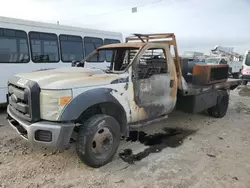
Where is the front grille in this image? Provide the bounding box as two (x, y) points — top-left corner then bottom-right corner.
(8, 84), (30, 119)
(8, 76), (41, 122)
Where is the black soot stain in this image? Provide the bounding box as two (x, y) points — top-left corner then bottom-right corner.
(119, 127), (195, 164)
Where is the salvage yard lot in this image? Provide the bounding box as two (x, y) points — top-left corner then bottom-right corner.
(0, 86), (250, 188)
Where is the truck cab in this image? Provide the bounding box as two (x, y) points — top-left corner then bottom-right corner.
(7, 33), (243, 168)
(241, 50), (250, 82)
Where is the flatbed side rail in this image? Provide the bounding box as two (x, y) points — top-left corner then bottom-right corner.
(180, 79), (244, 96)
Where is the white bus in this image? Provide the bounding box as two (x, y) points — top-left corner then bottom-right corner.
(0, 16), (123, 105)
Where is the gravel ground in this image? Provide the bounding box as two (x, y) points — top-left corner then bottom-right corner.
(0, 85), (250, 188)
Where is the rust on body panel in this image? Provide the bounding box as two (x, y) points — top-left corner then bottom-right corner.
(98, 42), (145, 49)
(136, 74), (176, 119)
(91, 74), (118, 80)
(169, 62), (178, 99)
(128, 80), (148, 122)
(126, 41), (178, 122)
(102, 33), (181, 124)
(192, 64), (229, 85)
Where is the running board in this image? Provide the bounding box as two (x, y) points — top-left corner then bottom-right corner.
(128, 115), (168, 130)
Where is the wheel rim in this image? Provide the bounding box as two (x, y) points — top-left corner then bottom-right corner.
(92, 127), (114, 159)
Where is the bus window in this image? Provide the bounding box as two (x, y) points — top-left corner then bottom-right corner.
(84, 37), (104, 62)
(104, 38), (120, 62)
(0, 28), (29, 63)
(59, 34), (84, 62)
(29, 31), (59, 63)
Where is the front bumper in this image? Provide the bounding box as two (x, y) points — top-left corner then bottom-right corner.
(7, 106), (75, 148)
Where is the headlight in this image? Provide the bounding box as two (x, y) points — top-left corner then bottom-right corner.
(40, 89), (72, 121)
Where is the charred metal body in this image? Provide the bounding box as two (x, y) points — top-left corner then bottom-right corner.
(6, 33), (244, 168)
(192, 64), (229, 85)
(176, 89), (219, 113)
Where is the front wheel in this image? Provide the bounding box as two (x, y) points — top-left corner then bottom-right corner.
(207, 90), (229, 118)
(76, 114), (121, 168)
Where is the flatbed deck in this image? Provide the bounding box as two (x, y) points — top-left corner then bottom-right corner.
(180, 78), (243, 96)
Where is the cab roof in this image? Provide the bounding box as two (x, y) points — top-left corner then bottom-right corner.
(98, 33), (178, 50)
(98, 42), (146, 49)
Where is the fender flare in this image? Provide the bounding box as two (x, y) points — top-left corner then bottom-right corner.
(59, 88), (126, 122)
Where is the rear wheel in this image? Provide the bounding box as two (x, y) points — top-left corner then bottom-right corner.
(76, 114), (120, 168)
(207, 90), (229, 118)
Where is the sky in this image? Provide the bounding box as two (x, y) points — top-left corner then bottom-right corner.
(0, 0), (249, 54)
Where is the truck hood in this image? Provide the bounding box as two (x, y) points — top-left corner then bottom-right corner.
(14, 67), (121, 89)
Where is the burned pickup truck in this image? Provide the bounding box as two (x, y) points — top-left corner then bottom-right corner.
(7, 33), (243, 168)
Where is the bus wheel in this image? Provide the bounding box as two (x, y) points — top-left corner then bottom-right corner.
(76, 114), (120, 168)
(207, 90), (229, 118)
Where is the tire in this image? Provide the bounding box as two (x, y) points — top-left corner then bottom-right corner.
(207, 90), (229, 118)
(76, 114), (121, 168)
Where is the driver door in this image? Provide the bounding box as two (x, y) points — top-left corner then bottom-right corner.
(133, 43), (177, 120)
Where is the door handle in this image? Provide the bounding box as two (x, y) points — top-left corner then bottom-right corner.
(170, 80), (174, 88)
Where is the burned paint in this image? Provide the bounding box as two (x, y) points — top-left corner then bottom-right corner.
(98, 42), (145, 49)
(192, 64), (229, 85)
(90, 74), (118, 81)
(92, 34), (183, 124)
(119, 127), (195, 164)
(134, 74), (176, 120)
(142, 104), (166, 119)
(169, 63), (178, 99)
(110, 77), (129, 84)
(126, 41), (178, 122)
(86, 34), (189, 124)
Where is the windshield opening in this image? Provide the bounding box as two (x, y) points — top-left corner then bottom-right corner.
(86, 47), (139, 72)
(245, 54), (250, 66)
